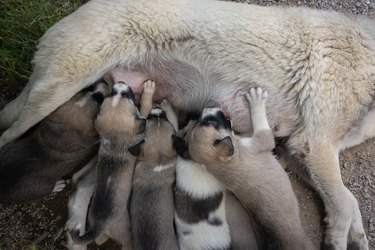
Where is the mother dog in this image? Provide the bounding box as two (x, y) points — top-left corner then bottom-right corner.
(0, 0), (374, 249)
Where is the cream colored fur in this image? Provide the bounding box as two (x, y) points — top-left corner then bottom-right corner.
(0, 1), (374, 248)
(188, 89), (315, 249)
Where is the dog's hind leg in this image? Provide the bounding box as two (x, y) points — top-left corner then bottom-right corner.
(0, 71), (102, 149)
(0, 63), (48, 132)
(290, 139), (368, 250)
(0, 79), (34, 132)
(66, 157), (97, 250)
(347, 197), (369, 250)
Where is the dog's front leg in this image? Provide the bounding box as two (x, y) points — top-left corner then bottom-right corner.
(66, 157), (97, 250)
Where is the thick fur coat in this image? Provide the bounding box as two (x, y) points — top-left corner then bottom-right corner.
(0, 0), (374, 249)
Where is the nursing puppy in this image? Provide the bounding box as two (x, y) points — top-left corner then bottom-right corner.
(71, 83), (148, 249)
(0, 82), (107, 202)
(129, 101), (179, 250)
(1, 0), (374, 248)
(174, 120), (259, 250)
(174, 120), (232, 250)
(188, 88), (314, 250)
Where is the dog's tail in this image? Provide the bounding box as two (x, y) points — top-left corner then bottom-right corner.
(70, 226), (101, 244)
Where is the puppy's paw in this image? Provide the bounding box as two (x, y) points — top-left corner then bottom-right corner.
(52, 180), (66, 193)
(143, 80), (156, 96)
(245, 87), (267, 107)
(65, 218), (82, 232)
(159, 99), (173, 112)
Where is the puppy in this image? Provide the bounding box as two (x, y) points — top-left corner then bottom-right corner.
(174, 119), (259, 250)
(0, 82), (107, 202)
(173, 120), (232, 250)
(188, 88), (314, 250)
(70, 83), (148, 249)
(1, 1), (374, 247)
(129, 101), (179, 250)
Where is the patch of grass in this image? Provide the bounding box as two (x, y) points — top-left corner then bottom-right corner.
(0, 0), (85, 103)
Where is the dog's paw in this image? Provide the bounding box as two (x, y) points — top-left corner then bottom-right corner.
(143, 80), (156, 95)
(52, 180), (66, 193)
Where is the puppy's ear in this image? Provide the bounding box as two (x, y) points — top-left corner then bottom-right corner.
(173, 135), (190, 159)
(128, 139), (145, 156)
(213, 136), (234, 162)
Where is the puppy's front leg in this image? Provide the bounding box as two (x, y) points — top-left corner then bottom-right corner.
(244, 87), (275, 152)
(139, 80), (155, 118)
(160, 99), (178, 131)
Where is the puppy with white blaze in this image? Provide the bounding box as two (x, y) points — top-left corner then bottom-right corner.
(129, 101), (179, 250)
(0, 0), (374, 248)
(174, 120), (259, 250)
(70, 83), (148, 249)
(188, 88), (315, 250)
(173, 120), (232, 250)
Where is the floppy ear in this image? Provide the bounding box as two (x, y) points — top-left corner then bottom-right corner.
(173, 135), (190, 159)
(213, 136), (234, 162)
(128, 139), (145, 156)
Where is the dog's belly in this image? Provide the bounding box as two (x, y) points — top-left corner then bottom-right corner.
(109, 68), (298, 136)
(109, 69), (148, 103)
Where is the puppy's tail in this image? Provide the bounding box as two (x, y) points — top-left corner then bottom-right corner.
(70, 226), (101, 245)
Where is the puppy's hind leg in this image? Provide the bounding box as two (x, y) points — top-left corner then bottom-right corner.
(160, 99), (178, 131)
(52, 180), (67, 193)
(66, 157), (97, 250)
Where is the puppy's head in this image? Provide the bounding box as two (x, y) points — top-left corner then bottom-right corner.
(128, 107), (177, 164)
(187, 107), (234, 164)
(95, 83), (146, 139)
(47, 81), (108, 135)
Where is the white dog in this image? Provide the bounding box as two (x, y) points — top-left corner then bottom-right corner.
(0, 0), (374, 249)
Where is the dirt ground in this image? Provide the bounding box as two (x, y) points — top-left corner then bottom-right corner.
(0, 0), (374, 249)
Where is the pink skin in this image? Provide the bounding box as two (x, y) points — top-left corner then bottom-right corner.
(110, 69), (150, 103)
(109, 69), (282, 134)
(109, 69), (168, 104)
(109, 69), (250, 131)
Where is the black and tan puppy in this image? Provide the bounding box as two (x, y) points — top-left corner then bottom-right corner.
(70, 83), (150, 249)
(188, 88), (314, 250)
(129, 100), (179, 250)
(0, 82), (107, 202)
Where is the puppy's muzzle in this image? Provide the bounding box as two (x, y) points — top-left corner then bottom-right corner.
(91, 82), (108, 104)
(199, 108), (232, 130)
(111, 82), (135, 103)
(147, 108), (167, 120)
